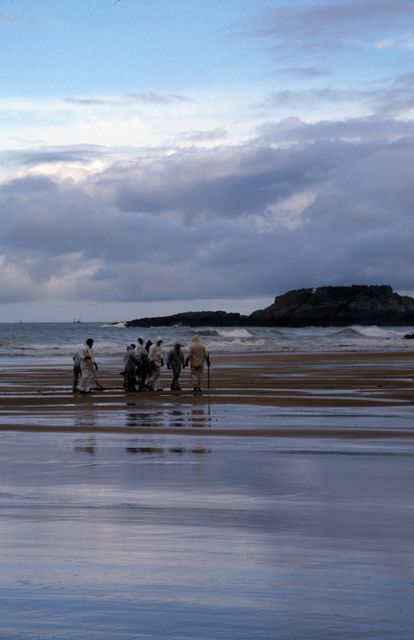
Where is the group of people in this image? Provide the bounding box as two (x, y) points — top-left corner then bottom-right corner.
(73, 335), (210, 394)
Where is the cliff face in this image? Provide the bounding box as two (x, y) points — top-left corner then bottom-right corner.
(249, 285), (414, 326)
(124, 285), (414, 327)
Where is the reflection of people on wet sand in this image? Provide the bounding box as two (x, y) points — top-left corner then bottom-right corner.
(185, 335), (210, 393)
(77, 338), (103, 393)
(167, 342), (185, 390)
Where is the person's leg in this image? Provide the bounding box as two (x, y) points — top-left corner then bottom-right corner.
(196, 366), (203, 391)
(191, 366), (203, 391)
(72, 366), (80, 392)
(171, 367), (181, 390)
(191, 366), (198, 390)
(148, 364), (161, 390)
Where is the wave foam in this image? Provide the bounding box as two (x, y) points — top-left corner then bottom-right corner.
(104, 322), (126, 328)
(216, 328), (253, 339)
(335, 325), (400, 339)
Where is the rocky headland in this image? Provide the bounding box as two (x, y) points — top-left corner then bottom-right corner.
(124, 285), (414, 327)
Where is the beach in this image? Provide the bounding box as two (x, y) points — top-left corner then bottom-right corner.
(0, 349), (414, 638)
(1, 350), (414, 435)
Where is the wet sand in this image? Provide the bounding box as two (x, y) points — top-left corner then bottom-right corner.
(1, 351), (414, 437)
(0, 352), (414, 638)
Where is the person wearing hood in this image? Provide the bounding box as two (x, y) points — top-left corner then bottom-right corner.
(147, 337), (164, 391)
(167, 342), (185, 391)
(135, 337), (145, 359)
(123, 344), (139, 392)
(185, 335), (210, 392)
(135, 336), (150, 390)
(77, 338), (102, 393)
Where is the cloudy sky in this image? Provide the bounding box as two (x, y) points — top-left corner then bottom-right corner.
(1, 0), (414, 321)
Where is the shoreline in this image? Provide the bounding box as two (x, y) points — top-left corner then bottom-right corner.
(0, 350), (413, 437)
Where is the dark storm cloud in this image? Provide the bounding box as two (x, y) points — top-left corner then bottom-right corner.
(1, 112), (414, 303)
(94, 145), (323, 219)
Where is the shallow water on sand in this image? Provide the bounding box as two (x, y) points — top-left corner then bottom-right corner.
(2, 399), (414, 435)
(0, 431), (413, 639)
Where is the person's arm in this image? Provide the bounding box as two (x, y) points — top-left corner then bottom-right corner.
(185, 346), (191, 367)
(91, 349), (98, 370)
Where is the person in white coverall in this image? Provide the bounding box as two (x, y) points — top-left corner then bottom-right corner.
(185, 335), (210, 392)
(135, 337), (150, 390)
(147, 337), (164, 390)
(123, 344), (139, 392)
(77, 338), (101, 393)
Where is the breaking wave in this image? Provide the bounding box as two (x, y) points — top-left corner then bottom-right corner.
(334, 326), (403, 339)
(103, 322), (126, 328)
(217, 328), (253, 339)
(195, 328), (253, 339)
(197, 328), (220, 337)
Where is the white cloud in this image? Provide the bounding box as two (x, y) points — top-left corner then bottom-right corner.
(259, 191), (317, 231)
(0, 87), (260, 158)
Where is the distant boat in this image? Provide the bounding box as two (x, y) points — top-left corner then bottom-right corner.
(73, 318), (82, 324)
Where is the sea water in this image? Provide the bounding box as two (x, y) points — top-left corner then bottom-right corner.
(0, 431), (413, 639)
(0, 322), (412, 365)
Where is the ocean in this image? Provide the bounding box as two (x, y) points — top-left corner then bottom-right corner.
(0, 321), (412, 365)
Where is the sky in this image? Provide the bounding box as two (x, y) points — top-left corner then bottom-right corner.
(1, 0), (414, 321)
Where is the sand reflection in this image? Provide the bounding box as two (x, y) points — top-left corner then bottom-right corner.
(74, 435), (97, 455)
(125, 441), (211, 457)
(125, 403), (212, 430)
(0, 430), (413, 639)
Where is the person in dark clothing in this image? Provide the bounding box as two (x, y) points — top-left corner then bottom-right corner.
(167, 342), (185, 390)
(72, 350), (82, 392)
